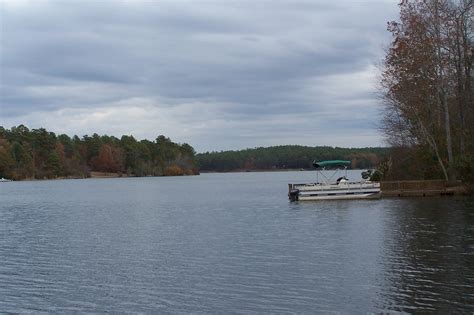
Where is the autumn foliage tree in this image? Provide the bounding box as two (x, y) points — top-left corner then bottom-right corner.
(91, 144), (124, 173)
(381, 0), (473, 181)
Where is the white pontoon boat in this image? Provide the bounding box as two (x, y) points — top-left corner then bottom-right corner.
(288, 160), (381, 201)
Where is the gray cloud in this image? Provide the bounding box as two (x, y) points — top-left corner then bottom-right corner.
(1, 0), (398, 151)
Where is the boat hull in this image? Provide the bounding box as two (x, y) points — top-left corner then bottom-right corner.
(297, 191), (381, 201)
(288, 182), (381, 201)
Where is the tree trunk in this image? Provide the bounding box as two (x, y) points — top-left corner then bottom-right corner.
(442, 90), (455, 179)
(455, 16), (466, 156)
(417, 112), (449, 181)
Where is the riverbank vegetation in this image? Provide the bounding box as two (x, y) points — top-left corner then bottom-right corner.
(0, 125), (199, 180)
(381, 0), (473, 183)
(197, 146), (390, 172)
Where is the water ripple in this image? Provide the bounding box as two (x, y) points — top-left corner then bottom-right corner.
(1, 173), (473, 313)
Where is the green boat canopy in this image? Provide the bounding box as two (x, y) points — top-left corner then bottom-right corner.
(312, 160), (351, 168)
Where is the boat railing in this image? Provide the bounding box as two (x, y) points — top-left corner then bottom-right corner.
(290, 181), (379, 191)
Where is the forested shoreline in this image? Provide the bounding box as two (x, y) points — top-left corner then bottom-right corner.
(381, 0), (473, 183)
(197, 146), (390, 172)
(0, 125), (199, 180)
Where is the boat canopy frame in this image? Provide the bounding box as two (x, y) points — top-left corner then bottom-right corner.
(312, 160), (351, 184)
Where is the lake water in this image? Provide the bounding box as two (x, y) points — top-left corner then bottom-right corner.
(1, 171), (473, 313)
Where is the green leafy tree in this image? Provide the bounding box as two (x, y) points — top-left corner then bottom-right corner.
(45, 151), (61, 177)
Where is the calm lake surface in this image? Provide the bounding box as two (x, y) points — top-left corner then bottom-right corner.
(1, 171), (473, 313)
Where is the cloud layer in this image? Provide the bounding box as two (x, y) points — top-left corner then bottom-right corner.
(1, 0), (398, 151)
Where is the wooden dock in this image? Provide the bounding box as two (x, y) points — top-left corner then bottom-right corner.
(381, 180), (467, 197)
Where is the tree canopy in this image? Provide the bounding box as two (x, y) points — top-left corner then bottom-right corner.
(381, 0), (473, 182)
(197, 145), (389, 172)
(0, 125), (199, 180)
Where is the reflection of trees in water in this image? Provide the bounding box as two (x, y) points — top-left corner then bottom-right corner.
(378, 198), (474, 313)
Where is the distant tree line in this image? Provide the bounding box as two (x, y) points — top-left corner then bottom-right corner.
(381, 0), (473, 183)
(0, 125), (199, 180)
(197, 145), (390, 171)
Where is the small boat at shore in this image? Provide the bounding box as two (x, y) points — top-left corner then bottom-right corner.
(288, 160), (381, 201)
(0, 177), (12, 182)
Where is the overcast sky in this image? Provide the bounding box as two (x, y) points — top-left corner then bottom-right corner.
(1, 0), (399, 152)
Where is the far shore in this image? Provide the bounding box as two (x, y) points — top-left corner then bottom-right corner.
(4, 171), (473, 195)
(199, 168), (315, 173)
(4, 171), (199, 182)
(90, 171), (130, 178)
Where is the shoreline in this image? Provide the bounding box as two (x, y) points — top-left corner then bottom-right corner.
(3, 172), (473, 195)
(4, 171), (199, 182)
(199, 168), (314, 173)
